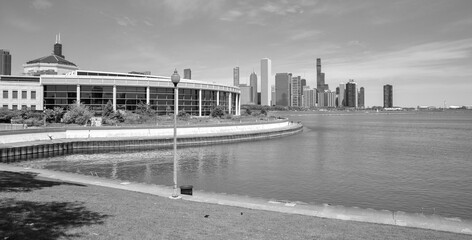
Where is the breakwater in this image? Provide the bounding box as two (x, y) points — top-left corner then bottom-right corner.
(0, 120), (303, 162)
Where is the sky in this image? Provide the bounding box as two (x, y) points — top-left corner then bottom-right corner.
(1, 0), (472, 107)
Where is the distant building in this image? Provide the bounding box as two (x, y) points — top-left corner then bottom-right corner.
(271, 85), (275, 106)
(23, 34), (78, 76)
(291, 76), (301, 107)
(0, 50), (11, 75)
(345, 80), (357, 108)
(233, 67), (239, 86)
(239, 84), (253, 105)
(384, 84), (393, 108)
(316, 58), (329, 93)
(302, 86), (316, 108)
(338, 83), (345, 107)
(275, 73), (291, 106)
(249, 71), (257, 104)
(300, 78), (306, 98)
(260, 58), (271, 105)
(358, 87), (365, 109)
(184, 68), (191, 79)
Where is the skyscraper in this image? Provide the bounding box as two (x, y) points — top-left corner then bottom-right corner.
(184, 68), (191, 79)
(275, 73), (291, 106)
(291, 76), (301, 107)
(249, 71), (257, 104)
(260, 58), (271, 106)
(316, 58), (329, 92)
(338, 83), (345, 107)
(358, 87), (365, 109)
(384, 84), (393, 108)
(233, 67), (239, 86)
(345, 80), (357, 108)
(239, 84), (252, 104)
(300, 78), (306, 98)
(0, 49), (12, 75)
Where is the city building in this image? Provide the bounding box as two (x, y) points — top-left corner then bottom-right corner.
(345, 80), (357, 108)
(249, 71), (257, 104)
(271, 85), (275, 106)
(0, 38), (241, 116)
(239, 84), (252, 105)
(338, 83), (345, 107)
(275, 73), (291, 106)
(0, 49), (12, 75)
(302, 86), (316, 108)
(358, 87), (365, 109)
(384, 84), (393, 108)
(291, 76), (301, 107)
(300, 78), (306, 99)
(260, 58), (271, 106)
(316, 58), (329, 93)
(233, 67), (239, 86)
(326, 91), (336, 107)
(23, 35), (79, 76)
(184, 68), (191, 79)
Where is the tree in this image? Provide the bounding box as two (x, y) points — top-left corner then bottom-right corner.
(210, 106), (225, 118)
(63, 103), (94, 125)
(102, 100), (114, 117)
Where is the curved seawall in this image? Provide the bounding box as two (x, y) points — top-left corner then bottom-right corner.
(0, 120), (303, 162)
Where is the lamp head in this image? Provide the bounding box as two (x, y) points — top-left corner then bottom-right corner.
(171, 69), (180, 87)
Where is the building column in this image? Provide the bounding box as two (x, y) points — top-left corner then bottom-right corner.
(113, 85), (117, 111)
(216, 91), (219, 106)
(146, 87), (150, 105)
(228, 92), (232, 114)
(198, 89), (202, 117)
(237, 94), (240, 116)
(76, 85), (80, 105)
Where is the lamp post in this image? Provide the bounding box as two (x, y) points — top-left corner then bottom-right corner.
(170, 69), (181, 199)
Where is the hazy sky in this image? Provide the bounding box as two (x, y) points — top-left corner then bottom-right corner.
(1, 0), (471, 107)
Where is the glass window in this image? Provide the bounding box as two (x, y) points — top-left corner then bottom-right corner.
(2, 90), (7, 98)
(12, 91), (18, 99)
(22, 91), (27, 99)
(31, 105), (36, 111)
(2, 105), (8, 109)
(12, 105), (17, 110)
(21, 105), (27, 110)
(31, 91), (36, 99)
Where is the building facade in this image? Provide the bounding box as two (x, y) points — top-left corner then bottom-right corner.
(1, 70), (241, 116)
(260, 58), (271, 106)
(384, 84), (393, 108)
(0, 50), (11, 75)
(239, 84), (252, 105)
(275, 73), (291, 106)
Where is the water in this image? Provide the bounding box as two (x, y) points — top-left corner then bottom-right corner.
(17, 111), (472, 219)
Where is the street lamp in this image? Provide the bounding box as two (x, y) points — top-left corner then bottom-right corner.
(170, 69), (181, 199)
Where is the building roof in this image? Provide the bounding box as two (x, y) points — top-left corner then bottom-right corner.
(26, 54), (77, 67)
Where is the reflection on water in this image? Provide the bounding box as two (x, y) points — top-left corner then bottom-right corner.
(16, 111), (472, 220)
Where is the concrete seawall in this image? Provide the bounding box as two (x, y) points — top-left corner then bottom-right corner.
(0, 120), (303, 162)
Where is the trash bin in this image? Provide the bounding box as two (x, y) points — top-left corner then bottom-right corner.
(180, 185), (193, 196)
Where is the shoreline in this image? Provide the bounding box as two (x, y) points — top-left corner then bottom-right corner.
(1, 164), (471, 236)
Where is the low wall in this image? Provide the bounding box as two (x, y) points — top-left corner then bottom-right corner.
(0, 120), (303, 162)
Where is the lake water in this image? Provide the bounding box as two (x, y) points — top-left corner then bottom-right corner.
(17, 111), (472, 219)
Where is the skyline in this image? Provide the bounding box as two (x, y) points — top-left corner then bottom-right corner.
(1, 0), (472, 107)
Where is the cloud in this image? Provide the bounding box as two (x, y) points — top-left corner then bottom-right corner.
(32, 0), (52, 10)
(3, 15), (41, 32)
(289, 30), (322, 41)
(158, 0), (224, 24)
(115, 16), (137, 27)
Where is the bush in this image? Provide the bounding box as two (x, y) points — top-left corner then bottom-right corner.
(102, 100), (114, 117)
(260, 108), (267, 116)
(63, 103), (94, 125)
(0, 109), (20, 123)
(210, 106), (225, 118)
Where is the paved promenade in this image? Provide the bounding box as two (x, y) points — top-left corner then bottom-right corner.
(1, 163), (471, 236)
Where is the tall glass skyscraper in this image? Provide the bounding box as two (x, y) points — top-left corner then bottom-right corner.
(275, 73), (291, 106)
(316, 58), (328, 93)
(233, 67), (239, 86)
(345, 80), (357, 108)
(0, 49), (12, 75)
(249, 71), (257, 104)
(384, 84), (393, 108)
